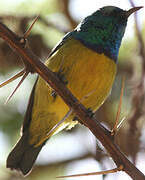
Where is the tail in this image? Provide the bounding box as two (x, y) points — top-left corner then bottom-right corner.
(7, 133), (45, 176)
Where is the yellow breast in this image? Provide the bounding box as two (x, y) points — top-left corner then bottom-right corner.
(29, 38), (117, 146)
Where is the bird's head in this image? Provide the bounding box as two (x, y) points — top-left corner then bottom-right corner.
(73, 6), (143, 62)
(94, 6), (142, 33)
(98, 6), (142, 19)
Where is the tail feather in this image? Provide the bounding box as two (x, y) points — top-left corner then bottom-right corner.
(7, 133), (45, 176)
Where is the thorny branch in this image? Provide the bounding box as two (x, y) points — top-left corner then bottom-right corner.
(0, 21), (145, 180)
(127, 0), (145, 163)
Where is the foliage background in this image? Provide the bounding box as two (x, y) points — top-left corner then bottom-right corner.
(0, 0), (145, 179)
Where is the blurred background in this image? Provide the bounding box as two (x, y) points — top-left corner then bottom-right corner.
(0, 0), (145, 179)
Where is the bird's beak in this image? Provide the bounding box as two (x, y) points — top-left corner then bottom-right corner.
(126, 6), (143, 17)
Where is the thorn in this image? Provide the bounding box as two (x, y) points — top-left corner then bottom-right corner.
(23, 15), (39, 39)
(117, 116), (126, 130)
(0, 69), (25, 88)
(111, 76), (125, 136)
(47, 109), (73, 137)
(56, 165), (124, 178)
(5, 71), (29, 104)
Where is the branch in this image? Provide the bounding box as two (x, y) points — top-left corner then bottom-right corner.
(127, 0), (145, 163)
(0, 22), (144, 180)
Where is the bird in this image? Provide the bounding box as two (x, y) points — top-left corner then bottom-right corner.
(7, 6), (142, 176)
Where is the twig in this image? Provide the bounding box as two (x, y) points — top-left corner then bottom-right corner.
(127, 0), (145, 163)
(0, 22), (145, 180)
(23, 16), (39, 39)
(56, 165), (123, 178)
(5, 70), (29, 104)
(0, 69), (25, 88)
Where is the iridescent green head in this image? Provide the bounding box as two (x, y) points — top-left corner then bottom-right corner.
(72, 6), (142, 63)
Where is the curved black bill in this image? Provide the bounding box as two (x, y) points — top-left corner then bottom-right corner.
(126, 6), (143, 17)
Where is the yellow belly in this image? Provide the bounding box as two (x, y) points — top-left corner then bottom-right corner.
(29, 38), (116, 146)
